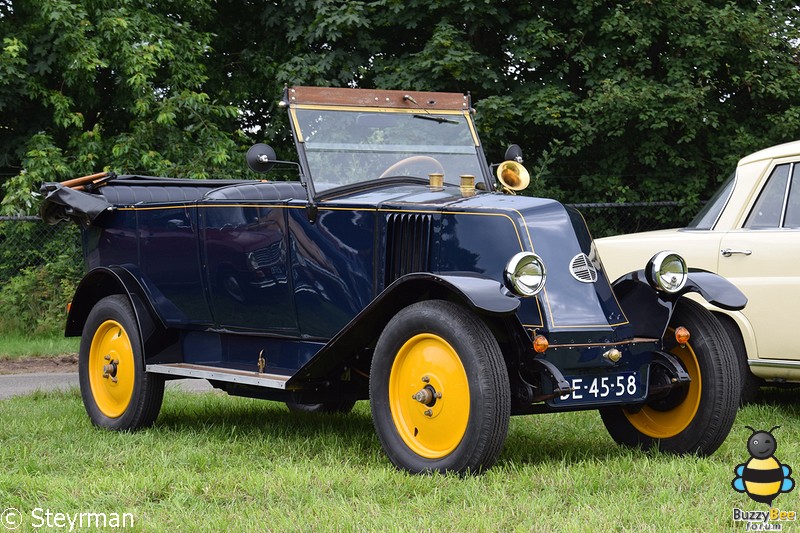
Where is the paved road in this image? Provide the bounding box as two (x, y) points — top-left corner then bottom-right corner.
(0, 373), (213, 400)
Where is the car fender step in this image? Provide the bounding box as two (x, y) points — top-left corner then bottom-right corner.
(146, 363), (289, 389)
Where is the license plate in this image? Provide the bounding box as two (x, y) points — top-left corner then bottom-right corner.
(552, 371), (640, 405)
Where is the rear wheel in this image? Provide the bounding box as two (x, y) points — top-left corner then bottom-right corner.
(370, 300), (510, 474)
(600, 298), (739, 455)
(79, 295), (164, 430)
(286, 399), (356, 414)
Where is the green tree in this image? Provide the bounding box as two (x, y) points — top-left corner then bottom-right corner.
(0, 0), (244, 214)
(2, 0), (800, 216)
(206, 0), (800, 214)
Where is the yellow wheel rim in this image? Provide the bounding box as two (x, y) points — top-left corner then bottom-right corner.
(88, 320), (135, 418)
(625, 331), (702, 438)
(388, 333), (470, 459)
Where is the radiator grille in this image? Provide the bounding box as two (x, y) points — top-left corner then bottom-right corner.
(385, 213), (433, 285)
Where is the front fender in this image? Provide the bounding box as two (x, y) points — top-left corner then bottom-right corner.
(612, 268), (747, 338)
(683, 269), (747, 311)
(287, 272), (519, 384)
(422, 273), (521, 315)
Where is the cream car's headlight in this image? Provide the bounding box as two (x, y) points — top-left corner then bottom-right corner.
(504, 252), (546, 296)
(646, 251), (688, 294)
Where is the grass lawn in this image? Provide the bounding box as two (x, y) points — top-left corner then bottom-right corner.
(0, 333), (78, 358)
(1, 388), (798, 531)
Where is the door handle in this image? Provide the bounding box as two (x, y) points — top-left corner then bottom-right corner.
(720, 248), (752, 257)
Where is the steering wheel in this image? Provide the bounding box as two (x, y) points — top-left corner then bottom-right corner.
(378, 156), (445, 180)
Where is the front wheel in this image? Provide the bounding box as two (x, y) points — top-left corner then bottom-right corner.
(715, 314), (763, 404)
(79, 295), (164, 430)
(600, 298), (739, 455)
(370, 300), (510, 474)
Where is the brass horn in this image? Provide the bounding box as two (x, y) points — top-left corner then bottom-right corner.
(496, 160), (530, 194)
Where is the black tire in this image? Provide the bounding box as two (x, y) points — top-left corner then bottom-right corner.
(600, 298), (739, 456)
(286, 398), (357, 414)
(79, 295), (164, 430)
(369, 300), (510, 474)
(715, 314), (763, 404)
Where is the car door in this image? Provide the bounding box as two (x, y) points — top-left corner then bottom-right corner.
(718, 162), (800, 361)
(138, 205), (213, 325)
(288, 203), (376, 339)
(203, 203), (298, 333)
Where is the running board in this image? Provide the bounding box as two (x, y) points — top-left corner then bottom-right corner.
(146, 363), (289, 390)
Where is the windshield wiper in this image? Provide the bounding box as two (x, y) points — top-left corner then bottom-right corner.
(413, 114), (459, 125)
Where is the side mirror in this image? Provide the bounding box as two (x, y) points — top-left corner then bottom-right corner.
(504, 144), (524, 164)
(246, 143), (278, 173)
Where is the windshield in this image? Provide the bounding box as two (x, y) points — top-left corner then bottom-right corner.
(292, 108), (485, 192)
(687, 172), (736, 229)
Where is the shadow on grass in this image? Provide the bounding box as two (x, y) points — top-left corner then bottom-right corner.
(153, 392), (633, 468)
(756, 387), (800, 413)
(21, 386), (800, 470)
(155, 395), (379, 451)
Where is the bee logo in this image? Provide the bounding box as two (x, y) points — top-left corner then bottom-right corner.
(732, 426), (794, 506)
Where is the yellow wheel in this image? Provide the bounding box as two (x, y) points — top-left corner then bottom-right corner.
(388, 333), (470, 458)
(88, 320), (136, 418)
(79, 295), (164, 430)
(370, 300), (510, 474)
(600, 298), (739, 456)
(623, 330), (702, 438)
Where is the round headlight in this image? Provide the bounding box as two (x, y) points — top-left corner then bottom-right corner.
(646, 251), (688, 294)
(505, 252), (546, 297)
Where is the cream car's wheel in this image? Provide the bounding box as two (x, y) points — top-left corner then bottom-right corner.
(79, 295), (164, 430)
(370, 300), (510, 474)
(600, 298), (739, 455)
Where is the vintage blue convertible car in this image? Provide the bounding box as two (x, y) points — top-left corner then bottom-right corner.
(41, 86), (747, 474)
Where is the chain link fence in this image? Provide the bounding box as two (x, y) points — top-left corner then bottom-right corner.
(0, 216), (83, 334)
(0, 216), (82, 284)
(573, 201), (688, 238)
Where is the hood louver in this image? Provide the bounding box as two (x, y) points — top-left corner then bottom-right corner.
(385, 213), (433, 285)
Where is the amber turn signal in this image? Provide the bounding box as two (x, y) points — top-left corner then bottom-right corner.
(533, 335), (549, 353)
(675, 326), (690, 346)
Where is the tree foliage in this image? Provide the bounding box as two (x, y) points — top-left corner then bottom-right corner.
(2, 0), (800, 215)
(0, 0), (243, 214)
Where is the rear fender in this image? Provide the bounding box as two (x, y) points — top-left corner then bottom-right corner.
(66, 266), (169, 360)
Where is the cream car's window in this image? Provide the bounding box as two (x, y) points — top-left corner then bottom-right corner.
(783, 163), (800, 228)
(688, 173), (734, 229)
(744, 164), (790, 229)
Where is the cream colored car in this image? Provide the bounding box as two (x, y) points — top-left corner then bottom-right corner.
(596, 140), (800, 400)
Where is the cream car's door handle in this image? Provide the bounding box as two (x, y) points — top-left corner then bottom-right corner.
(721, 248), (752, 257)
